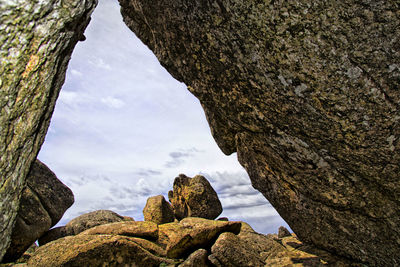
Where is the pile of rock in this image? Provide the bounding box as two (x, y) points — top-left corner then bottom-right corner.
(1, 170), (361, 266)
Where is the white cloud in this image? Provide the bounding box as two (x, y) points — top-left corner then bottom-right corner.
(101, 96), (126, 109)
(88, 57), (112, 70)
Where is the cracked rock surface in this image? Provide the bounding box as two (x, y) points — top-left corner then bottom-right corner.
(119, 0), (400, 265)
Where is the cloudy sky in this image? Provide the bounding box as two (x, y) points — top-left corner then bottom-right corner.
(38, 0), (289, 234)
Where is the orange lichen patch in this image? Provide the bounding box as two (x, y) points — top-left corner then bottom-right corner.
(22, 55), (39, 78)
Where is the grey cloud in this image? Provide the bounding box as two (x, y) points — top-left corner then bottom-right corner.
(164, 147), (202, 168)
(134, 169), (162, 177)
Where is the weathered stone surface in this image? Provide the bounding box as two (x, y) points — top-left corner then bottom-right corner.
(38, 226), (68, 246)
(211, 230), (361, 267)
(0, 0), (97, 261)
(178, 249), (209, 267)
(3, 160), (74, 262)
(65, 210), (131, 235)
(158, 217), (241, 258)
(278, 226), (291, 238)
(27, 235), (179, 267)
(168, 174), (222, 220)
(119, 0), (400, 265)
(209, 232), (266, 267)
(143, 195), (175, 224)
(80, 221), (159, 240)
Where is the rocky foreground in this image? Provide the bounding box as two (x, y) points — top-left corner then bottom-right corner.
(1, 164), (362, 266)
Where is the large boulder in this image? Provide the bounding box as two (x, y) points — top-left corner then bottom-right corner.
(157, 217), (241, 258)
(39, 210), (134, 246)
(64, 210), (133, 235)
(0, 0), (97, 260)
(168, 174), (222, 220)
(27, 235), (178, 267)
(143, 195), (175, 224)
(119, 0), (400, 265)
(2, 160), (74, 263)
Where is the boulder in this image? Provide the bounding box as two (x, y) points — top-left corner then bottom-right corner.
(143, 195), (175, 224)
(178, 249), (209, 267)
(64, 210), (133, 235)
(278, 226), (291, 238)
(3, 160), (74, 262)
(27, 235), (179, 267)
(168, 174), (222, 220)
(80, 221), (159, 240)
(0, 0), (97, 260)
(210, 228), (360, 266)
(158, 217), (241, 258)
(38, 226), (68, 246)
(119, 0), (400, 265)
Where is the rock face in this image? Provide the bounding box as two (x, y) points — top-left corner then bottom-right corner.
(3, 160), (74, 263)
(119, 0), (400, 265)
(0, 0), (97, 261)
(143, 195), (175, 224)
(168, 174), (222, 220)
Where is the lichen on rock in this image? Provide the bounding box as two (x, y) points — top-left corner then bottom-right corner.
(0, 0), (97, 261)
(118, 0), (400, 265)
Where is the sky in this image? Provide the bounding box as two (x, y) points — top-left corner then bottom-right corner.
(38, 0), (289, 234)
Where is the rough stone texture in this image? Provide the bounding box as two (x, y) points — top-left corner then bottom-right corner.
(0, 0), (97, 261)
(3, 160), (74, 262)
(65, 210), (132, 235)
(210, 231), (361, 267)
(158, 217), (241, 258)
(80, 221), (159, 240)
(143, 195), (175, 224)
(178, 249), (209, 267)
(119, 0), (400, 265)
(27, 234), (179, 267)
(38, 226), (68, 246)
(278, 226), (292, 238)
(168, 174), (222, 220)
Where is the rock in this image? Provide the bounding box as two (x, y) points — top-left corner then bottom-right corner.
(119, 0), (400, 265)
(211, 230), (360, 266)
(65, 210), (131, 235)
(27, 235), (179, 267)
(38, 226), (68, 246)
(80, 221), (159, 240)
(178, 249), (209, 267)
(3, 160), (74, 262)
(217, 217), (228, 221)
(158, 217), (241, 258)
(0, 0), (97, 260)
(168, 174), (222, 220)
(209, 232), (266, 267)
(143, 195), (175, 224)
(278, 226), (291, 238)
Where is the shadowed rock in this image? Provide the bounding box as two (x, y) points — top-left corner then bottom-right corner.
(168, 174), (222, 220)
(3, 160), (74, 262)
(118, 0), (400, 265)
(143, 195), (175, 224)
(0, 0), (97, 260)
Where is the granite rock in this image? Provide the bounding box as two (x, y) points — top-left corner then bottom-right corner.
(168, 174), (222, 220)
(3, 160), (73, 262)
(119, 0), (400, 265)
(0, 0), (97, 260)
(143, 195), (175, 224)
